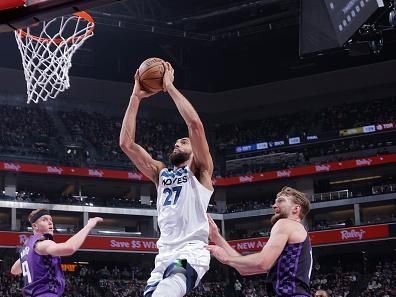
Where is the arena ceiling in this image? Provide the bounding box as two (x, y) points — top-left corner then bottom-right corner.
(0, 0), (396, 92)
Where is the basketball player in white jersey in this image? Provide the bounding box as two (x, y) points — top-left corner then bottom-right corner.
(119, 61), (213, 297)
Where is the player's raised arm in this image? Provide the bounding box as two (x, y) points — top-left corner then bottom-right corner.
(35, 217), (103, 257)
(208, 219), (290, 275)
(162, 62), (213, 189)
(208, 214), (241, 257)
(120, 70), (166, 185)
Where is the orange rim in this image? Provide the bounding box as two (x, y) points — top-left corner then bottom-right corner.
(16, 11), (95, 44)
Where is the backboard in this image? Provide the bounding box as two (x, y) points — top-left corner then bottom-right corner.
(0, 0), (122, 32)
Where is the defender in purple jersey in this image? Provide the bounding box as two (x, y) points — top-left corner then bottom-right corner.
(11, 208), (103, 297)
(208, 186), (312, 297)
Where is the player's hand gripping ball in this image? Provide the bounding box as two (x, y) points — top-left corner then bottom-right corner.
(138, 57), (165, 93)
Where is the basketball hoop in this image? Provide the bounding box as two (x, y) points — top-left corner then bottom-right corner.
(14, 11), (95, 104)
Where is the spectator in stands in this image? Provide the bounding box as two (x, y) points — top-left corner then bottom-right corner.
(234, 279), (243, 297)
(122, 267), (131, 279)
(314, 289), (329, 297)
(0, 96), (395, 176)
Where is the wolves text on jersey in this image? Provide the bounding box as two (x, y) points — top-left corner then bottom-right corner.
(161, 175), (188, 186)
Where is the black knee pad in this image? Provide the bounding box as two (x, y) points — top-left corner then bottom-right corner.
(163, 259), (198, 294)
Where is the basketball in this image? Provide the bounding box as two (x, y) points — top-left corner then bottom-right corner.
(138, 57), (165, 93)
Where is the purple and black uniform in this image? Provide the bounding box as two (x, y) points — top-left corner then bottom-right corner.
(19, 233), (65, 297)
(266, 234), (312, 297)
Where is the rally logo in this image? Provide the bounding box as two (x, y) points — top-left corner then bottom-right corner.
(239, 176), (253, 183)
(127, 172), (143, 180)
(340, 229), (366, 240)
(88, 169), (104, 177)
(276, 170), (292, 178)
(355, 159), (372, 166)
(4, 163), (21, 171)
(315, 164), (331, 172)
(47, 166), (63, 175)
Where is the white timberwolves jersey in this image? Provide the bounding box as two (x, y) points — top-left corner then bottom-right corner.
(156, 166), (213, 254)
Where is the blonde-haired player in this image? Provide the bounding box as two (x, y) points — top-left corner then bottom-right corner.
(208, 186), (312, 297)
(11, 208), (102, 297)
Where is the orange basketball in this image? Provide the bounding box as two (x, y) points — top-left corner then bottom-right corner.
(138, 57), (165, 93)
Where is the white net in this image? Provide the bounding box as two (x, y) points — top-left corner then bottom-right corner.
(14, 12), (94, 104)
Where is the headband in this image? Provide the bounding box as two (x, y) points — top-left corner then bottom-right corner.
(29, 209), (50, 224)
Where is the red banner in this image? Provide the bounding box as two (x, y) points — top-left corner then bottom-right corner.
(1, 154), (395, 186)
(0, 232), (158, 253)
(0, 224), (390, 253)
(229, 237), (269, 253)
(0, 0), (25, 10)
(309, 224), (390, 245)
(213, 154), (396, 186)
(228, 224), (390, 253)
(0, 162), (148, 181)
